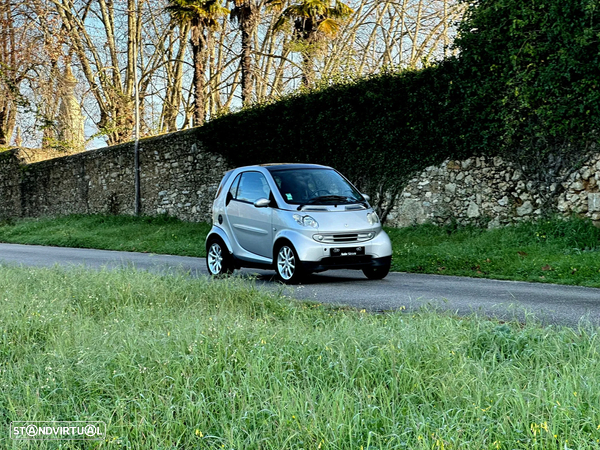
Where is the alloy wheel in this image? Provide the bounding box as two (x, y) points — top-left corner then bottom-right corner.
(207, 242), (224, 275)
(277, 246), (296, 281)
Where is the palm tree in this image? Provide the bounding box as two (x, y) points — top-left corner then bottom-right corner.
(166, 0), (228, 127)
(267, 0), (353, 87)
(229, 1), (259, 106)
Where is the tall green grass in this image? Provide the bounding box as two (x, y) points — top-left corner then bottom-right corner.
(1, 265), (599, 449)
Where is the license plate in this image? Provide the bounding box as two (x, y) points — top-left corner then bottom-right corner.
(331, 247), (365, 257)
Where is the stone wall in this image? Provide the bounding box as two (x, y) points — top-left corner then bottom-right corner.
(0, 149), (23, 219)
(2, 128), (600, 227)
(0, 129), (231, 222)
(557, 157), (600, 222)
(386, 154), (600, 228)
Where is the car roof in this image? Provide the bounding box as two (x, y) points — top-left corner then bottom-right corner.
(224, 164), (333, 178)
(260, 163), (331, 172)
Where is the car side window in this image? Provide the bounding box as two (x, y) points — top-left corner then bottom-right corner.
(236, 172), (271, 203)
(228, 174), (241, 200)
(215, 171), (233, 199)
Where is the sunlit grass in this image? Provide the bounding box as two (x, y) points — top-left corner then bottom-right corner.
(0, 214), (210, 257)
(1, 265), (600, 449)
(388, 217), (600, 287)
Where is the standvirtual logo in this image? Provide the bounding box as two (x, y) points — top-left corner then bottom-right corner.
(10, 421), (106, 440)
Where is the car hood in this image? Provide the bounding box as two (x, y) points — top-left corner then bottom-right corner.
(296, 208), (375, 233)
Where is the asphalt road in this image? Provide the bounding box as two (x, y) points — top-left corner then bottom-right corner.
(1, 243), (600, 327)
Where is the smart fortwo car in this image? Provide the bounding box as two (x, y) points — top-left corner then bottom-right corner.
(205, 164), (392, 284)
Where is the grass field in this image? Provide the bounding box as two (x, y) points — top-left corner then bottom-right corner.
(0, 214), (211, 257)
(1, 265), (599, 449)
(1, 214), (600, 287)
(389, 218), (600, 288)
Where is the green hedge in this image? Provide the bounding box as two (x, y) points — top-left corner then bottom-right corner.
(453, 0), (600, 157)
(194, 0), (600, 218)
(197, 65), (464, 218)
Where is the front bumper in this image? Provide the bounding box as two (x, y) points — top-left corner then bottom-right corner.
(302, 255), (392, 273)
(283, 228), (393, 272)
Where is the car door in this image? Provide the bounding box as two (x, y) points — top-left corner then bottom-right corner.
(225, 171), (273, 258)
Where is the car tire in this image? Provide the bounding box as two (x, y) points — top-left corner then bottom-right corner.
(206, 237), (234, 277)
(275, 243), (304, 284)
(362, 261), (391, 280)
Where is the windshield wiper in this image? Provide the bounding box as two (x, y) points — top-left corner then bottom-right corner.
(297, 195), (358, 210)
(306, 195), (350, 205)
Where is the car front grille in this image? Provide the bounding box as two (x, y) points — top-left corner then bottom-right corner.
(320, 233), (373, 243)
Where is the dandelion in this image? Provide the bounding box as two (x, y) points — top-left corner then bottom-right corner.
(195, 430), (203, 437)
(530, 423), (540, 436)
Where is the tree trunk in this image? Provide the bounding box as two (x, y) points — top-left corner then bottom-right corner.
(239, 2), (257, 106)
(0, 0), (19, 146)
(301, 52), (312, 87)
(190, 21), (206, 127)
(299, 20), (317, 88)
(162, 24), (189, 132)
(0, 107), (10, 146)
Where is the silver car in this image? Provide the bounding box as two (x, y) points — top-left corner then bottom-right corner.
(205, 164), (393, 283)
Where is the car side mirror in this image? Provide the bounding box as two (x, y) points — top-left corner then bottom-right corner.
(254, 198), (271, 208)
(361, 193), (370, 202)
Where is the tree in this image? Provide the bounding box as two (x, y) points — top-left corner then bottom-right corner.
(319, 0), (465, 79)
(0, 0), (39, 146)
(229, 0), (260, 106)
(159, 21), (191, 132)
(267, 0), (353, 87)
(10, 0), (463, 146)
(166, 0), (228, 126)
(49, 0), (145, 145)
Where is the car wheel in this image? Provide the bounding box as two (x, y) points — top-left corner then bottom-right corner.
(275, 243), (304, 284)
(362, 261), (390, 280)
(206, 237), (233, 276)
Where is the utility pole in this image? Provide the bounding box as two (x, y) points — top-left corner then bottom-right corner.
(132, 3), (141, 216)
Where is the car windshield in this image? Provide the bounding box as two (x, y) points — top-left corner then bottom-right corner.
(270, 168), (364, 205)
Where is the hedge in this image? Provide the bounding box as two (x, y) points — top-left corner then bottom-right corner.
(193, 0), (600, 219)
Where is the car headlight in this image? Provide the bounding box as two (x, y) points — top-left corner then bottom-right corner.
(367, 212), (380, 224)
(293, 214), (319, 228)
